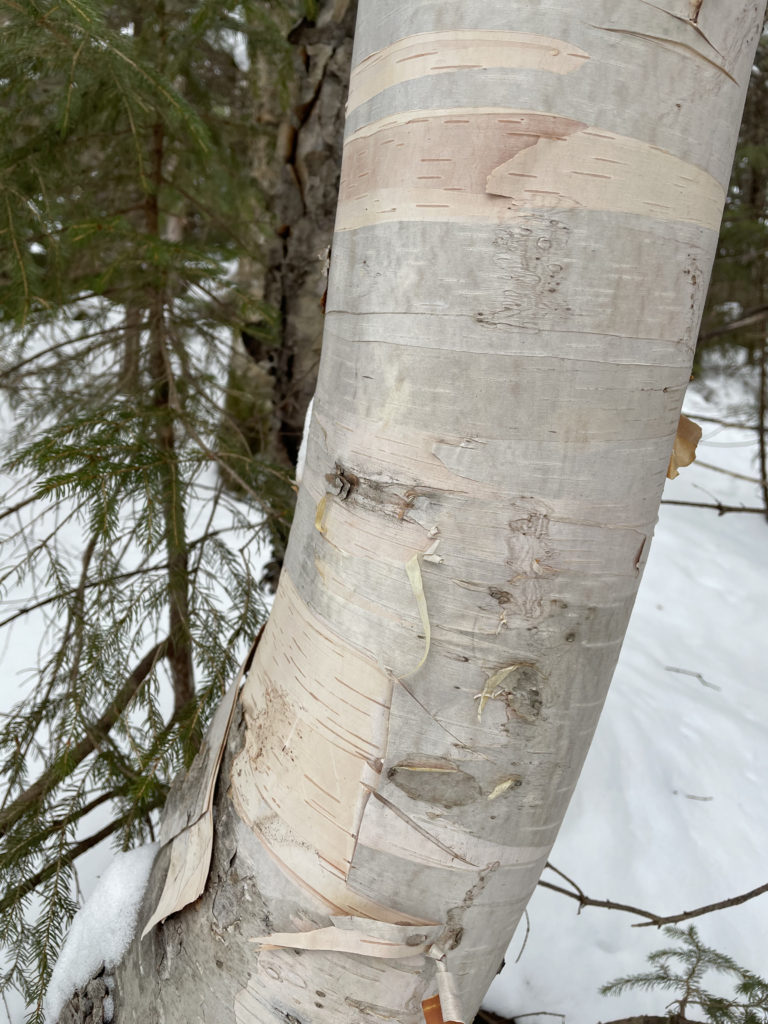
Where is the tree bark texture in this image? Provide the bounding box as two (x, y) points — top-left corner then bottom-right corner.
(229, 0), (357, 584)
(110, 2), (766, 1023)
(232, 0), (357, 467)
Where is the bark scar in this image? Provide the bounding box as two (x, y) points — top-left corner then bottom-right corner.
(368, 789), (475, 866)
(594, 18), (734, 82)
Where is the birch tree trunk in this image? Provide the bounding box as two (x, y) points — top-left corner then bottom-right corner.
(108, 2), (765, 1022)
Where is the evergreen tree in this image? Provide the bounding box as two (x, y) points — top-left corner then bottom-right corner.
(0, 0), (304, 1016)
(601, 925), (768, 1023)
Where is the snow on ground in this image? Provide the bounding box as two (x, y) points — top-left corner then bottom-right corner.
(43, 845), (158, 1024)
(484, 380), (768, 1022)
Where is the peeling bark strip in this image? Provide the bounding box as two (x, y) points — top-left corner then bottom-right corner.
(141, 633), (260, 937)
(229, 571), (405, 921)
(346, 30), (590, 112)
(335, 107), (725, 231)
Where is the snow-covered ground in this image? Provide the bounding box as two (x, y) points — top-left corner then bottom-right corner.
(484, 379), (768, 1022)
(3, 377), (766, 1023)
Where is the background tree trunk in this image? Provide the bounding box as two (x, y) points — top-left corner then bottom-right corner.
(108, 2), (765, 1022)
(226, 0), (358, 586)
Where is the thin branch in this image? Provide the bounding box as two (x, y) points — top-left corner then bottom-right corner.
(660, 499), (766, 514)
(544, 861), (586, 897)
(683, 413), (761, 430)
(0, 493), (91, 590)
(0, 639), (169, 837)
(163, 178), (254, 252)
(630, 879), (768, 927)
(598, 1018), (696, 1024)
(0, 491), (44, 524)
(757, 342), (768, 522)
(0, 535), (98, 817)
(697, 460), (762, 484)
(178, 414), (266, 504)
(699, 304), (768, 341)
(0, 796), (164, 916)
(538, 878), (663, 922)
(178, 378), (296, 491)
(515, 909), (531, 964)
(664, 665), (721, 691)
(539, 863), (768, 928)
(509, 1014), (565, 1022)
(4, 789), (118, 864)
(0, 326), (121, 382)
(0, 524), (257, 629)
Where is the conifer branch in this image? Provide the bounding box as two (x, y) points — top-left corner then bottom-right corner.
(0, 492), (41, 524)
(3, 790), (117, 865)
(0, 639), (169, 838)
(0, 327), (134, 382)
(696, 460), (762, 484)
(0, 525), (254, 629)
(0, 797), (164, 917)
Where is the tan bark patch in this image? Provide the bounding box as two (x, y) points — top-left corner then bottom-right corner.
(667, 413), (703, 478)
(337, 108), (584, 230)
(228, 573), (436, 922)
(347, 30), (589, 113)
(487, 127), (725, 228)
(335, 108), (724, 231)
(230, 574), (388, 873)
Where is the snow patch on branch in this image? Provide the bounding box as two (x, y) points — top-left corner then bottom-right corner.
(45, 844), (158, 1023)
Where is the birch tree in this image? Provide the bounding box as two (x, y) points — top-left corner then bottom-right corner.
(73, 1), (768, 1021)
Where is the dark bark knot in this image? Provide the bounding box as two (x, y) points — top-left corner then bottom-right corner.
(325, 463), (358, 500)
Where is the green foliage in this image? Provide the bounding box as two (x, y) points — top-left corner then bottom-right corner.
(601, 926), (768, 1023)
(0, 0), (305, 1018)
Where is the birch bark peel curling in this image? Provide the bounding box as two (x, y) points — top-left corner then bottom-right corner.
(346, 31), (590, 113)
(486, 128), (725, 230)
(667, 413), (703, 479)
(336, 109), (725, 232)
(228, 572), (427, 923)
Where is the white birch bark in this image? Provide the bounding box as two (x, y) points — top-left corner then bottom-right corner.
(108, 2), (765, 1022)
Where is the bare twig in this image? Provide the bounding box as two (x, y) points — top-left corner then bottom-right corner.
(698, 303), (768, 341)
(539, 863), (768, 928)
(599, 1018), (701, 1024)
(696, 460), (762, 484)
(758, 342), (768, 522)
(664, 666), (721, 691)
(510, 1014), (565, 1022)
(515, 909), (531, 964)
(660, 499), (766, 514)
